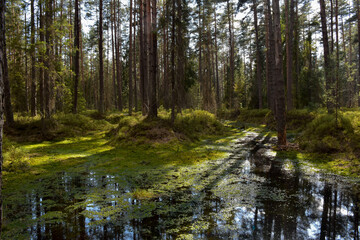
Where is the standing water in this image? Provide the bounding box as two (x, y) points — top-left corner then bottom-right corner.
(3, 131), (360, 239)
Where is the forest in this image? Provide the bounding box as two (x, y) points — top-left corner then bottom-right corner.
(0, 0), (360, 238)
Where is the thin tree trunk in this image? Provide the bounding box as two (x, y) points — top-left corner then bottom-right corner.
(285, 0), (294, 110)
(148, 0), (157, 117)
(140, 0), (146, 115)
(335, 0), (339, 121)
(39, 2), (44, 117)
(214, 7), (220, 109)
(171, 0), (176, 122)
(44, 0), (53, 119)
(72, 0), (80, 113)
(133, 8), (138, 112)
(30, 0), (36, 116)
(99, 0), (104, 114)
(253, 0), (262, 109)
(111, 1), (117, 108)
(129, 0), (133, 115)
(227, 0), (234, 109)
(116, 0), (123, 111)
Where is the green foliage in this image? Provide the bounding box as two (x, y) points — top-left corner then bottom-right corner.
(298, 114), (353, 153)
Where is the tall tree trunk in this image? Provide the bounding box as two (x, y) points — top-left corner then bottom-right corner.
(253, 0), (262, 109)
(111, 1), (117, 108)
(171, 0), (176, 122)
(140, 0), (146, 115)
(273, 0), (287, 146)
(357, 0), (360, 106)
(335, 0), (339, 120)
(129, 0), (133, 115)
(148, 0), (157, 117)
(44, 0), (53, 119)
(72, 0), (80, 113)
(285, 0), (294, 110)
(39, 2), (44, 117)
(265, 0), (275, 112)
(98, 0), (104, 114)
(116, 0), (123, 111)
(133, 8), (138, 112)
(0, 0), (7, 232)
(214, 7), (220, 109)
(320, 0), (334, 113)
(1, 1), (12, 125)
(227, 0), (234, 109)
(30, 0), (36, 116)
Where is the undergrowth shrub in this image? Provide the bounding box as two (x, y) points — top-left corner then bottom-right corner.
(3, 138), (30, 172)
(298, 114), (353, 153)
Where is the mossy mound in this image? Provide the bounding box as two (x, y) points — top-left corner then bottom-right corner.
(298, 114), (354, 153)
(109, 110), (225, 145)
(6, 113), (112, 142)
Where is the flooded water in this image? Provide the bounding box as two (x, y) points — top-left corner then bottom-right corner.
(3, 131), (360, 239)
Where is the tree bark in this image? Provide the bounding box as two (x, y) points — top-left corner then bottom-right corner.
(116, 0), (123, 111)
(99, 0), (104, 114)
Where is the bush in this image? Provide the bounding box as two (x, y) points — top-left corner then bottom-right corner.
(298, 114), (353, 153)
(3, 145), (30, 172)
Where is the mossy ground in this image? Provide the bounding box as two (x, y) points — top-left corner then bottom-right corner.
(2, 110), (246, 238)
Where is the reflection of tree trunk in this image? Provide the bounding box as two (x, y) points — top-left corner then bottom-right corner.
(36, 194), (42, 239)
(320, 183), (331, 240)
(332, 190), (337, 239)
(353, 193), (359, 239)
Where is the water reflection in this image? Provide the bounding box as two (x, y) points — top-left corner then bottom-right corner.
(3, 132), (360, 239)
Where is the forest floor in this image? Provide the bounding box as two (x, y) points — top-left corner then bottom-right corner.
(2, 109), (360, 238)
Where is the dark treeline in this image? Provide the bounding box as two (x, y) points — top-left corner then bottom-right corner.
(1, 0), (360, 142)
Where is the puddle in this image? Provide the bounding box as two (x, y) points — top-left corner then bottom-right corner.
(3, 131), (360, 239)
